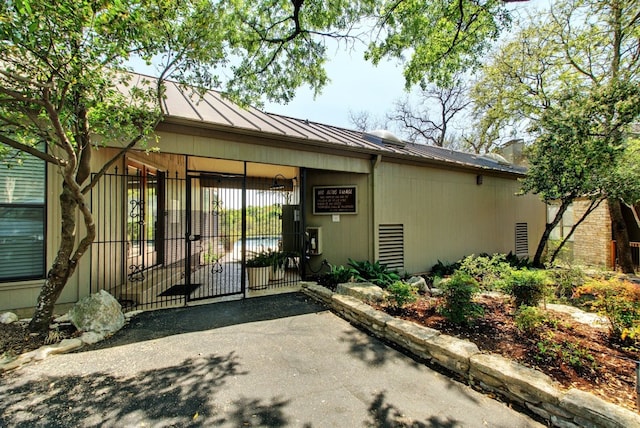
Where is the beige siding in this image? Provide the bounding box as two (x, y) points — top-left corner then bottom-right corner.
(305, 171), (372, 271)
(156, 131), (370, 173)
(374, 162), (545, 273)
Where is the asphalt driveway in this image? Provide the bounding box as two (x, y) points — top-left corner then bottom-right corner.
(0, 293), (544, 427)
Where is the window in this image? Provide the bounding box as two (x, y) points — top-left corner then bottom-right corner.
(0, 146), (46, 281)
(548, 204), (574, 242)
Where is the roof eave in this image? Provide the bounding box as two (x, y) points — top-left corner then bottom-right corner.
(159, 115), (526, 179)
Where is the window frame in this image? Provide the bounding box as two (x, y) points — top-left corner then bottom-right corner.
(0, 146), (47, 283)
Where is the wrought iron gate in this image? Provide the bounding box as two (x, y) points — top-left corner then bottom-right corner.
(184, 174), (245, 301)
(90, 169), (302, 310)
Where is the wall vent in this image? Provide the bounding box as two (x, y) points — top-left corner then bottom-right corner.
(515, 222), (529, 257)
(378, 224), (404, 271)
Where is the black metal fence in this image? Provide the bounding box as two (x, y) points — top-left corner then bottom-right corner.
(90, 170), (302, 310)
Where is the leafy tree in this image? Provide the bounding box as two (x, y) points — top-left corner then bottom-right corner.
(607, 137), (640, 214)
(472, 0), (640, 269)
(548, 0), (640, 272)
(522, 83), (640, 266)
(1, 0), (224, 333)
(366, 0), (512, 87)
(466, 18), (566, 153)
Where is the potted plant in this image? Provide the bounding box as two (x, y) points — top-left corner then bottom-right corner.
(268, 250), (290, 281)
(246, 251), (271, 289)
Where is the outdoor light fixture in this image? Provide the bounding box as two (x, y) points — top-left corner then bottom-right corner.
(476, 175), (483, 185)
(270, 173), (287, 190)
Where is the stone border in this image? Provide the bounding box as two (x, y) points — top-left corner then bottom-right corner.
(300, 282), (640, 428)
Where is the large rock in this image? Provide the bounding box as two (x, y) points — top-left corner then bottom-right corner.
(423, 334), (480, 375)
(407, 276), (428, 293)
(546, 304), (610, 330)
(0, 312), (18, 324)
(336, 282), (386, 303)
(69, 290), (125, 335)
(470, 353), (561, 406)
(560, 388), (640, 428)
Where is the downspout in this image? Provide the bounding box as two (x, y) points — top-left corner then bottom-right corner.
(370, 154), (382, 262)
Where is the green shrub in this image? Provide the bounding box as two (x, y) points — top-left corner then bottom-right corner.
(546, 266), (586, 302)
(458, 253), (514, 291)
(514, 306), (546, 335)
(245, 252), (272, 267)
(574, 278), (640, 344)
(505, 269), (548, 308)
(347, 259), (400, 288)
(429, 260), (461, 277)
(535, 334), (597, 373)
(504, 251), (533, 269)
(386, 281), (418, 310)
(514, 306), (558, 336)
(438, 271), (484, 325)
(317, 264), (355, 291)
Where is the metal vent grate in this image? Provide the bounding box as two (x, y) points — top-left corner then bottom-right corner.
(515, 223), (529, 257)
(378, 224), (404, 271)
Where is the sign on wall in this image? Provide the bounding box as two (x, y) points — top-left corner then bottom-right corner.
(313, 185), (357, 214)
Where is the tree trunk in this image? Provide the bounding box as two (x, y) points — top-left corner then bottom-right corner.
(609, 198), (635, 274)
(28, 186), (79, 333)
(532, 199), (571, 267)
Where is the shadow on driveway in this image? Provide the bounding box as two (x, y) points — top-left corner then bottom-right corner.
(0, 352), (463, 427)
(1, 353), (239, 427)
(83, 292), (328, 351)
(1, 291), (540, 427)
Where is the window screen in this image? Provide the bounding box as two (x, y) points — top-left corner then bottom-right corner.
(0, 146), (46, 281)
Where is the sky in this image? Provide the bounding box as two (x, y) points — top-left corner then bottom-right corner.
(263, 44), (407, 130)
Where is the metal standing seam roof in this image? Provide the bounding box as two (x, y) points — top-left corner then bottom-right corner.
(150, 75), (526, 176)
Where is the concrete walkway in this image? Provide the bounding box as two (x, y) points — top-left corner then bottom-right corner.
(0, 293), (543, 427)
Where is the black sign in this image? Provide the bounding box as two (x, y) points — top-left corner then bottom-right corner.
(313, 186), (357, 214)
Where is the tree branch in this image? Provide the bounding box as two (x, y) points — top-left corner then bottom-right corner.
(41, 83), (78, 171)
(0, 134), (64, 165)
(82, 115), (162, 195)
(0, 69), (53, 89)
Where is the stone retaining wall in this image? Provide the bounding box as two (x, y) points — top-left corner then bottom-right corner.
(301, 282), (640, 428)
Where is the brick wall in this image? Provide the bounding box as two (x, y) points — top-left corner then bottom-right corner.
(572, 200), (611, 267)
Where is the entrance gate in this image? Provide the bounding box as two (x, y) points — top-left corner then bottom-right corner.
(90, 169), (302, 310)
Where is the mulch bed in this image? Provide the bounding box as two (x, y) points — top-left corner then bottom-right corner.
(375, 294), (640, 411)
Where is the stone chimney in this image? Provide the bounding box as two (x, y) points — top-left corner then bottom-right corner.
(498, 139), (526, 166)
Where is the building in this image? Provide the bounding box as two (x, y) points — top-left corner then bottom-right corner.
(0, 75), (545, 313)
(548, 199), (640, 269)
